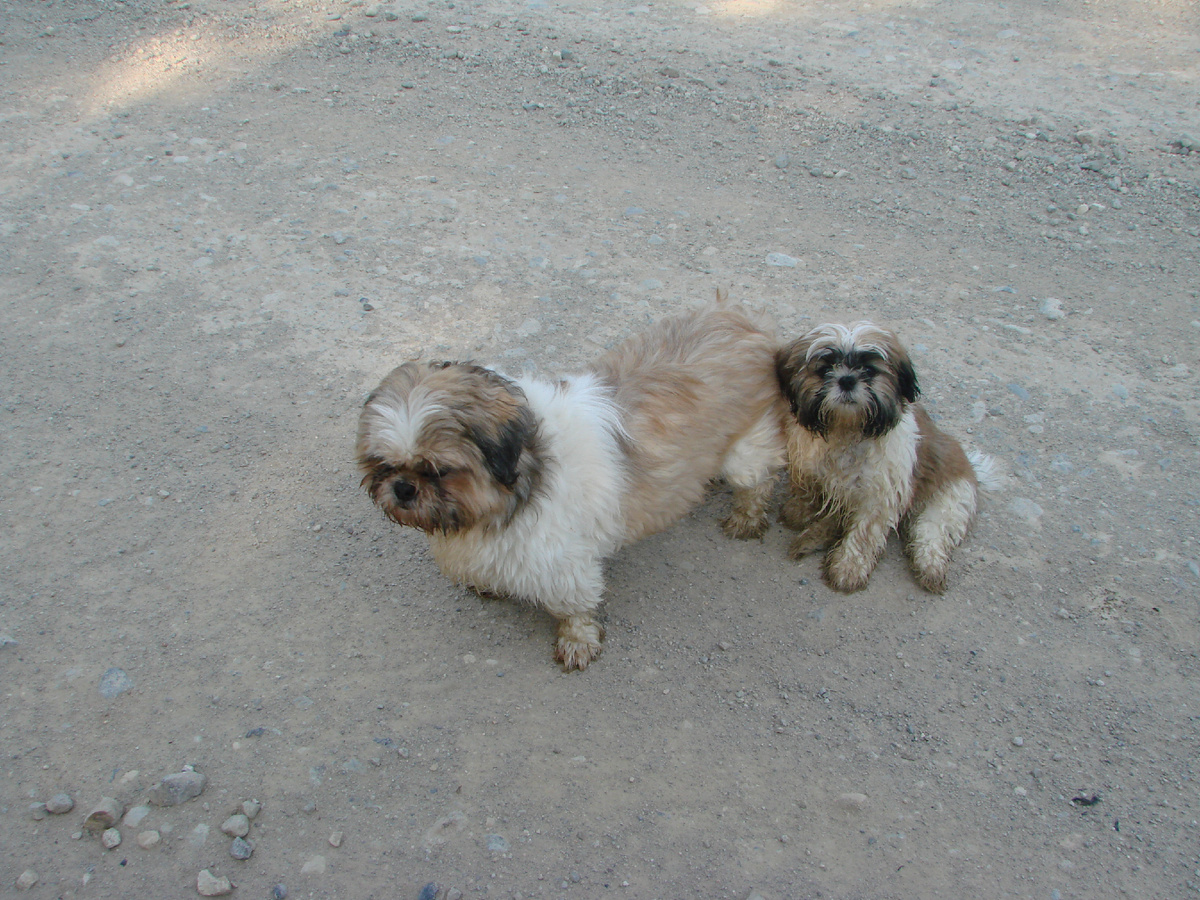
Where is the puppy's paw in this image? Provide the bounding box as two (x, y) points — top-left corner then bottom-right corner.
(913, 567), (948, 594)
(722, 510), (768, 541)
(554, 616), (605, 671)
(787, 520), (838, 559)
(779, 494), (817, 530)
(822, 550), (872, 593)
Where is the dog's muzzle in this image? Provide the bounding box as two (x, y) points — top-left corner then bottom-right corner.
(392, 480), (418, 506)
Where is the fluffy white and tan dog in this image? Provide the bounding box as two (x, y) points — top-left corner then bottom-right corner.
(356, 300), (787, 670)
(775, 322), (995, 594)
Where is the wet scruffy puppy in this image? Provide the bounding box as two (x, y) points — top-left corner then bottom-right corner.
(356, 299), (787, 670)
(775, 322), (995, 594)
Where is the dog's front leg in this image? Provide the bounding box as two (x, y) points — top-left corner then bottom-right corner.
(553, 614), (606, 671)
(822, 512), (891, 592)
(779, 473), (826, 530)
(542, 561), (607, 671)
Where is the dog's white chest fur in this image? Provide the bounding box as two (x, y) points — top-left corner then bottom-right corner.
(795, 409), (920, 516)
(427, 374), (628, 617)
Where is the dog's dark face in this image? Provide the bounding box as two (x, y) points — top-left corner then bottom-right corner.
(776, 322), (919, 439)
(355, 362), (543, 534)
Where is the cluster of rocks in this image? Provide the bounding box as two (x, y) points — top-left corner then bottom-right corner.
(18, 767), (268, 896)
(219, 798), (262, 862)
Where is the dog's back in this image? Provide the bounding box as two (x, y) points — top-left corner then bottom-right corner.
(590, 303), (786, 543)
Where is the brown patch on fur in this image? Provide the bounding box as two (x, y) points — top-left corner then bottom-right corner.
(910, 404), (976, 510)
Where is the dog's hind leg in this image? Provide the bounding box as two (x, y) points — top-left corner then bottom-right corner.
(720, 409), (786, 540)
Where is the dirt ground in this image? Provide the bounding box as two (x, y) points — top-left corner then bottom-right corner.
(2, 1), (1199, 898)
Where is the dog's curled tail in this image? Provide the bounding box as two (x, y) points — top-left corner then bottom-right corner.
(968, 450), (1002, 492)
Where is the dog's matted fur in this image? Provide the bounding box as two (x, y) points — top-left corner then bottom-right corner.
(775, 321), (995, 593)
(357, 298), (787, 669)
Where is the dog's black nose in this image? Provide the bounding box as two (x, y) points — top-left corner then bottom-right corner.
(392, 480), (418, 505)
(838, 374), (858, 392)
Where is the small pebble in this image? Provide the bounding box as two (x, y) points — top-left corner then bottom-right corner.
(1012, 736), (1025, 747)
(1008, 498), (1044, 524)
(84, 797), (125, 832)
(123, 805), (150, 828)
(774, 152), (789, 169)
(46, 793), (74, 815)
(137, 830), (161, 849)
(242, 799), (261, 819)
(418, 883), (441, 900)
(28, 802), (46, 821)
(328, 831), (344, 848)
(230, 837), (253, 860)
(1038, 298), (1065, 320)
(149, 769), (207, 806)
(300, 855), (326, 875)
(836, 792), (869, 811)
(98, 666), (134, 698)
(272, 885), (288, 900)
(101, 827), (122, 849)
(486, 834), (510, 853)
(197, 869), (234, 897)
(16, 871), (38, 890)
(446, 890), (463, 900)
(220, 813), (250, 837)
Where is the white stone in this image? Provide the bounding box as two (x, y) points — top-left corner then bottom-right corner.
(220, 813), (250, 837)
(137, 830), (161, 849)
(301, 855), (327, 875)
(197, 869), (233, 896)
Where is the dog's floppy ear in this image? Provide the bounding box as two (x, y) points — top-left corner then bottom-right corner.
(457, 366), (538, 489)
(470, 405), (537, 488)
(776, 342), (829, 437)
(774, 346), (801, 412)
(894, 351), (920, 404)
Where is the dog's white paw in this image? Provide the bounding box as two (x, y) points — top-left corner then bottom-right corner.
(554, 616), (605, 671)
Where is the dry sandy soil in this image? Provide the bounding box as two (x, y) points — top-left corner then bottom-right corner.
(2, 1), (1199, 898)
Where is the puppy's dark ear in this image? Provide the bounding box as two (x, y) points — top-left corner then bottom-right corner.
(775, 347), (801, 411)
(777, 343), (827, 436)
(896, 354), (920, 404)
(470, 406), (537, 489)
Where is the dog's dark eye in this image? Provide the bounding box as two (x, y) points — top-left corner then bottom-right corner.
(816, 363), (832, 378)
(418, 462), (443, 481)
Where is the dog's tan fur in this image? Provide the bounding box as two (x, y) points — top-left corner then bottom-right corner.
(776, 322), (990, 593)
(357, 299), (787, 669)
